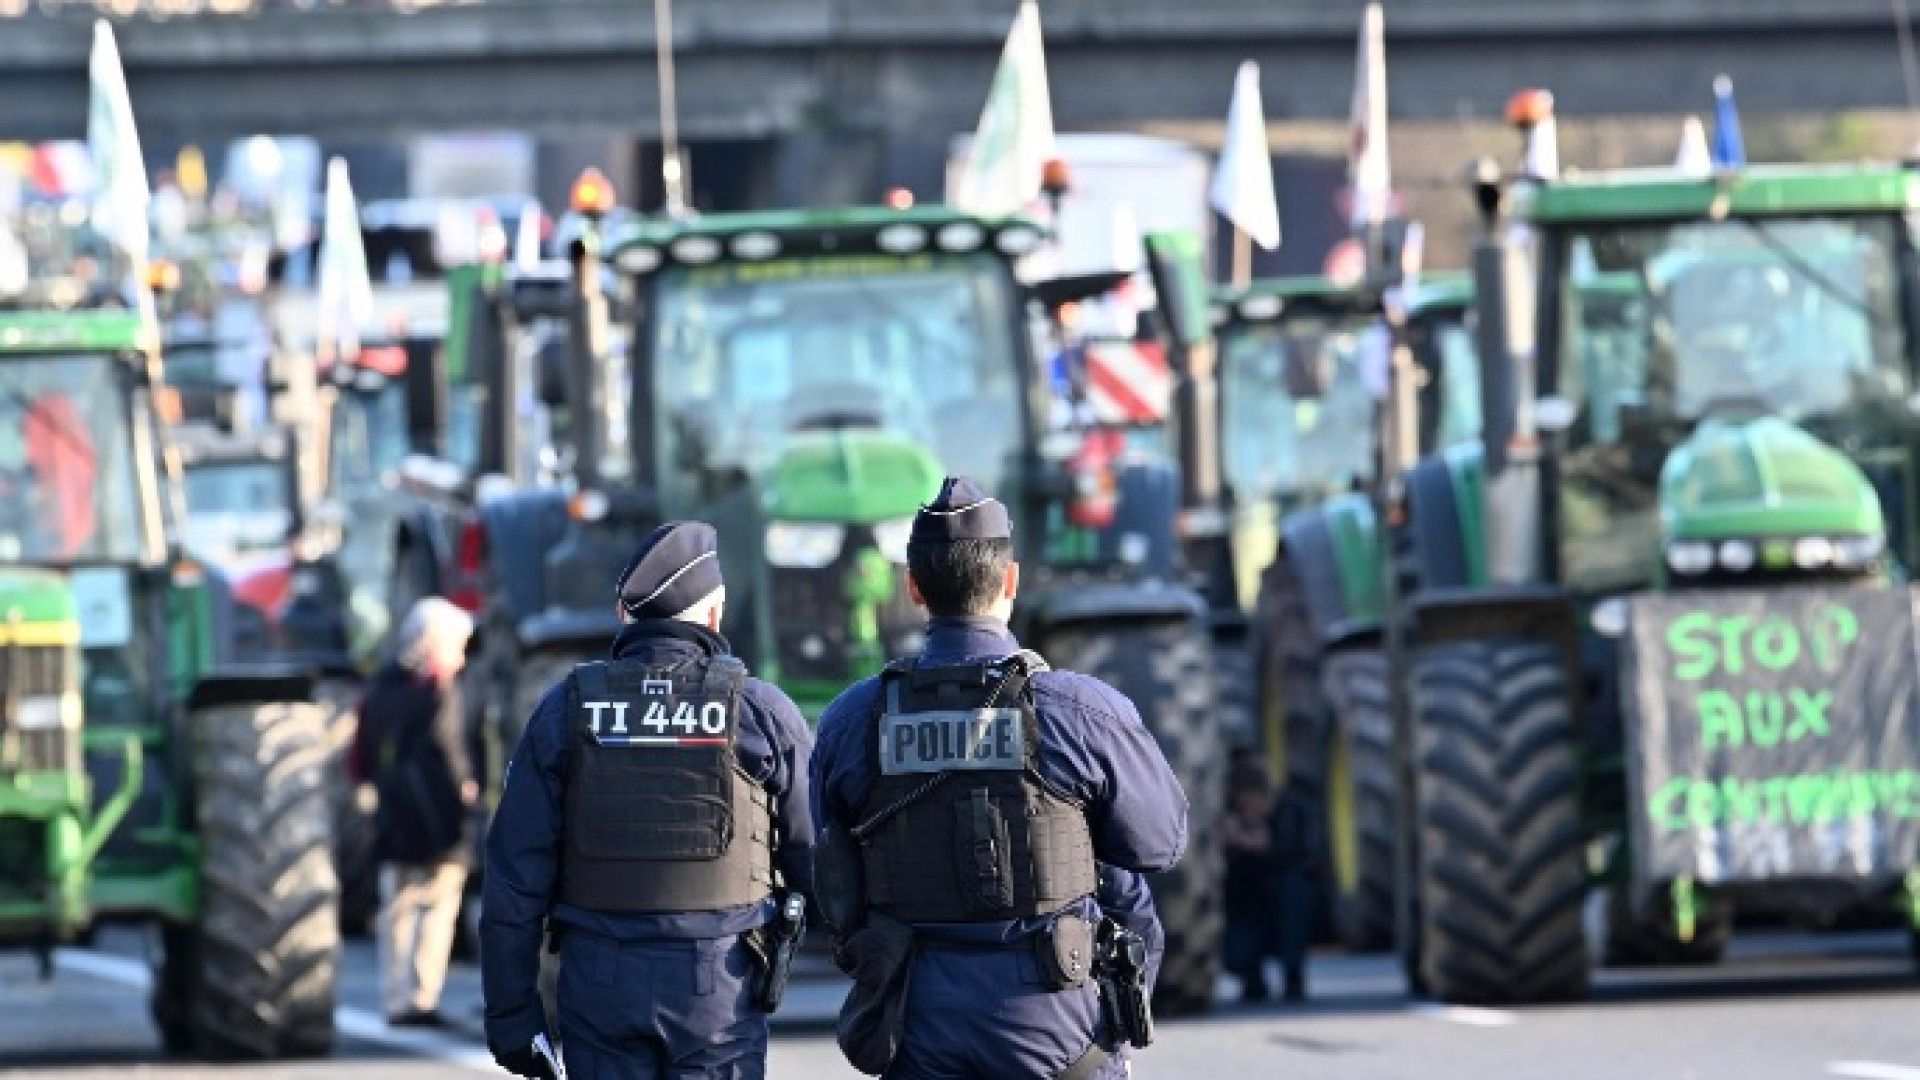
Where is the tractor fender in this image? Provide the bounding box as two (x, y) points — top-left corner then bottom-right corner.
(186, 664), (318, 712)
(1402, 445), (1486, 594)
(1023, 580), (1207, 636)
(1408, 584), (1583, 712)
(1279, 491), (1384, 650)
(474, 491), (573, 626)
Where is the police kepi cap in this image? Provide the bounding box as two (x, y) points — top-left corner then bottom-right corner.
(910, 476), (1012, 543)
(616, 521), (724, 618)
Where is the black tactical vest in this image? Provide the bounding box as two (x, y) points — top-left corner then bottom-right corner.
(855, 650), (1098, 923)
(557, 653), (775, 913)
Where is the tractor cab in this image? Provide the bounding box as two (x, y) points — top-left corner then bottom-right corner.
(1527, 197), (1913, 597)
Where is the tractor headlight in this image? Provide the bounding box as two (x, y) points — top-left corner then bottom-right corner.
(1716, 539), (1756, 572)
(1791, 536), (1835, 570)
(765, 522), (845, 569)
(1589, 597), (1629, 638)
(1665, 541), (1714, 575)
(1832, 534), (1885, 569)
(15, 693), (79, 730)
(871, 517), (914, 565)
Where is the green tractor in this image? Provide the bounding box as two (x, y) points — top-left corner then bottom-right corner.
(1378, 142), (1920, 1001)
(0, 307), (340, 1056)
(1225, 271), (1481, 950)
(464, 204), (1228, 1014)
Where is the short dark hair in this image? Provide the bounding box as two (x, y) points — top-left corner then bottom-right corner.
(906, 538), (1014, 617)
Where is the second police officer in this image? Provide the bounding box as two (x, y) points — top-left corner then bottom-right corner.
(481, 522), (814, 1080)
(811, 477), (1190, 1080)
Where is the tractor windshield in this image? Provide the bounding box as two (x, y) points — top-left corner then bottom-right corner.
(182, 459), (294, 570)
(1551, 215), (1912, 590)
(327, 382), (408, 500)
(648, 252), (1024, 513)
(0, 355), (144, 563)
(1220, 314), (1379, 513)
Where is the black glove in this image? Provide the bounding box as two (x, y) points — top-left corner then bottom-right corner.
(494, 1043), (550, 1078)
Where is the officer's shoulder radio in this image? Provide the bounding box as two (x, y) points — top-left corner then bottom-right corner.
(558, 654), (776, 914)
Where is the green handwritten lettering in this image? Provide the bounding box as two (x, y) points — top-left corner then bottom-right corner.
(1698, 690), (1745, 749)
(1649, 770), (1920, 831)
(1811, 604), (1860, 672)
(1718, 776), (1762, 825)
(1747, 691), (1786, 748)
(1786, 688), (1831, 741)
(1715, 614), (1753, 676)
(1750, 616), (1799, 670)
(1668, 611), (1720, 680)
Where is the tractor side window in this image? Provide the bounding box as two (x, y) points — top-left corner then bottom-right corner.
(1431, 320), (1483, 449)
(0, 355), (142, 564)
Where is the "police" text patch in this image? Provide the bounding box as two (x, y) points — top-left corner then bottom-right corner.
(879, 708), (1025, 775)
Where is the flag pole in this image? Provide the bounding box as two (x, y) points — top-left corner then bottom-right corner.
(1231, 226), (1251, 290)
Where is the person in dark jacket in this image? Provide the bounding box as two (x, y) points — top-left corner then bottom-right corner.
(1220, 760), (1323, 1003)
(481, 521), (814, 1080)
(810, 476), (1189, 1080)
(351, 596), (478, 1027)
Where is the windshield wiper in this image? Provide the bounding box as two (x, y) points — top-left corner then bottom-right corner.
(1733, 218), (1874, 319)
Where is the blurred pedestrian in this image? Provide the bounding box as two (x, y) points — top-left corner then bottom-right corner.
(351, 596), (477, 1028)
(1221, 760), (1280, 1002)
(1222, 760), (1323, 1002)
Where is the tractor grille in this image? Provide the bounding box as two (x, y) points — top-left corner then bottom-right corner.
(769, 530), (922, 684)
(0, 642), (82, 775)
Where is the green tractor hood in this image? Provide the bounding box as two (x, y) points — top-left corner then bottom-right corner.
(0, 567), (80, 647)
(1659, 416), (1883, 541)
(762, 428), (945, 524)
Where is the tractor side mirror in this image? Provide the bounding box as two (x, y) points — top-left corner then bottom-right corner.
(1142, 230), (1212, 352)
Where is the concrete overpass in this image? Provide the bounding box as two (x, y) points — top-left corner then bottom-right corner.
(5, 0), (1920, 206)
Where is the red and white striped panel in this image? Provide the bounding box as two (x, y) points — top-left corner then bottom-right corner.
(1085, 340), (1170, 426)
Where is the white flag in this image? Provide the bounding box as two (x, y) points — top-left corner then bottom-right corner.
(514, 199), (544, 271)
(951, 1), (1056, 217)
(316, 157), (373, 362)
(1347, 2), (1391, 229)
(87, 19), (150, 269)
(1674, 115), (1712, 177)
(1210, 61), (1280, 251)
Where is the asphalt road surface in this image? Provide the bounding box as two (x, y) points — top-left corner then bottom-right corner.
(1, 922), (1915, 1079)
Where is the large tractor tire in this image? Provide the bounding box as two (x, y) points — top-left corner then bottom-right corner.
(1408, 640), (1589, 1005)
(1319, 649), (1397, 951)
(1044, 617), (1224, 1017)
(158, 699), (340, 1060)
(1602, 887), (1731, 968)
(1213, 632), (1256, 749)
(1250, 554), (1325, 801)
(505, 649), (587, 753)
(317, 678), (377, 939)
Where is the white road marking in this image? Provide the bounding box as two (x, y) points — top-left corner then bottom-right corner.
(1408, 1002), (1521, 1028)
(1829, 1063), (1920, 1080)
(55, 946), (496, 1071)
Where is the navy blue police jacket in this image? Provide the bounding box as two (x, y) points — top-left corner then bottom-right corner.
(481, 618), (815, 1052)
(810, 616), (1188, 984)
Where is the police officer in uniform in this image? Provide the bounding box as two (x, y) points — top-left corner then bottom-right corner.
(482, 522), (814, 1079)
(811, 477), (1188, 1080)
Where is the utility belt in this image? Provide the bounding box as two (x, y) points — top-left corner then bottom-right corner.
(833, 911), (1148, 1079)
